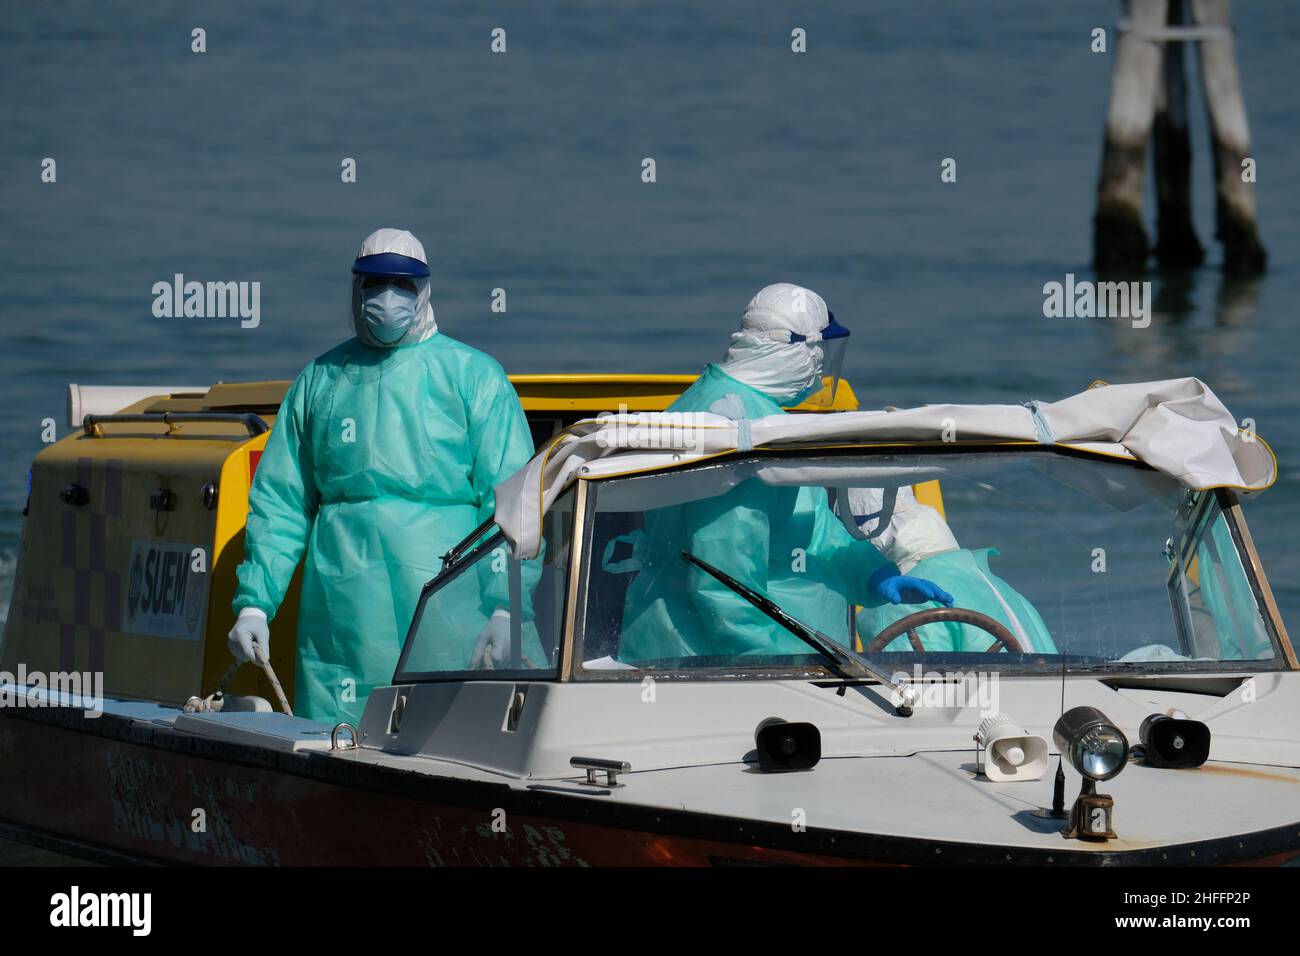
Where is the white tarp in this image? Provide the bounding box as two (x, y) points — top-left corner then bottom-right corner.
(495, 377), (1276, 559)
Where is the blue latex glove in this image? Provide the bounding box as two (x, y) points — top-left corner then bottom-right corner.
(868, 563), (955, 607)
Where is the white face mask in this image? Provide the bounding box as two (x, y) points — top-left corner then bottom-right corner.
(349, 273), (436, 349)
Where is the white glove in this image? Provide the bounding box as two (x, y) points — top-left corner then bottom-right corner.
(228, 607), (270, 664)
(470, 609), (511, 669)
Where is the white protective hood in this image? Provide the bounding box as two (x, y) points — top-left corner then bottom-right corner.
(719, 282), (830, 404)
(495, 377), (1276, 559)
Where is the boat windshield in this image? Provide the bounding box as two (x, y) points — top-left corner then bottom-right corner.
(393, 490), (576, 682)
(574, 450), (1283, 677)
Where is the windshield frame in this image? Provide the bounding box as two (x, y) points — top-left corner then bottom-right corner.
(392, 482), (582, 684)
(1211, 489), (1297, 668)
(565, 445), (1295, 681)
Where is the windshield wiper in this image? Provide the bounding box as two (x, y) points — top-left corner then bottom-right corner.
(681, 551), (918, 715)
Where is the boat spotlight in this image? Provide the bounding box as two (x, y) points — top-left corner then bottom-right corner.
(754, 718), (821, 773)
(1054, 706), (1129, 782)
(974, 714), (1049, 782)
(1139, 712), (1211, 769)
(1052, 705), (1130, 841)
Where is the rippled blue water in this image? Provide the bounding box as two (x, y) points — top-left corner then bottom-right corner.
(2, 1), (1297, 635)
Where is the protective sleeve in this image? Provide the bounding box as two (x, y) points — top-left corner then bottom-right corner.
(464, 360), (538, 616)
(828, 533), (896, 605)
(878, 505), (961, 574)
(233, 368), (320, 621)
(680, 486), (785, 650)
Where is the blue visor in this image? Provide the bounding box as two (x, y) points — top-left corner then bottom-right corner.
(352, 252), (430, 278)
(822, 312), (850, 340)
(790, 313), (850, 344)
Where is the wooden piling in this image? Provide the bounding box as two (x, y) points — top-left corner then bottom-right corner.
(1189, 0), (1267, 273)
(1153, 0), (1204, 267)
(1094, 0), (1167, 272)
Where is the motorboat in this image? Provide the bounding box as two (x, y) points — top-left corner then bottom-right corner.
(1, 375), (1296, 866)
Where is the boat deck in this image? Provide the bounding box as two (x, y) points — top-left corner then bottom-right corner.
(5, 681), (1299, 865)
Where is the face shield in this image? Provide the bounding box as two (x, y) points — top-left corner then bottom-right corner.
(350, 252), (432, 348)
(798, 312), (850, 408)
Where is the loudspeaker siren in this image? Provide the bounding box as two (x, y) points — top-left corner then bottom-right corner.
(975, 713), (1050, 782)
(1139, 713), (1211, 769)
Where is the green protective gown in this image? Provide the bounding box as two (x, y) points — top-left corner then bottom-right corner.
(615, 365), (892, 664)
(233, 333), (533, 724)
(855, 547), (1057, 653)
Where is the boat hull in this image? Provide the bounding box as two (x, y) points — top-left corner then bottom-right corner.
(2, 707), (1298, 867)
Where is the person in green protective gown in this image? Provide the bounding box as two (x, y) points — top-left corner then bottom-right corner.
(832, 485), (1057, 653)
(227, 228), (534, 724)
(615, 283), (955, 664)
(855, 549), (1058, 653)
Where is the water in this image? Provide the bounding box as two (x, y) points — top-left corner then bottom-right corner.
(1, 8), (1297, 677)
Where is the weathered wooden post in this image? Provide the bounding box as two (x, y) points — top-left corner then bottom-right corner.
(1094, 0), (1167, 272)
(1094, 0), (1265, 274)
(1189, 0), (1267, 273)
(1153, 0), (1204, 267)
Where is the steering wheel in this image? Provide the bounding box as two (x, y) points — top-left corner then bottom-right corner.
(863, 607), (1023, 654)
